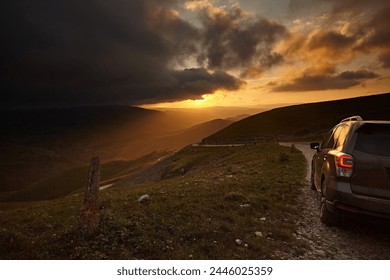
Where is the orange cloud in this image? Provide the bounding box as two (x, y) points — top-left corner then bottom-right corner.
(273, 70), (380, 92)
(272, 0), (390, 93)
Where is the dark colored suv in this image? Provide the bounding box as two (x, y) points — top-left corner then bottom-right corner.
(310, 116), (390, 226)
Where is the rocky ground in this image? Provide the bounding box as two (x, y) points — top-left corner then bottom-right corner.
(285, 143), (390, 260)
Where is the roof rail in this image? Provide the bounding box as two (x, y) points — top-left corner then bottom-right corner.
(341, 115), (363, 123)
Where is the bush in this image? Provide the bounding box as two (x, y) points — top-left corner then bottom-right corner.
(278, 153), (289, 162)
(290, 144), (299, 153)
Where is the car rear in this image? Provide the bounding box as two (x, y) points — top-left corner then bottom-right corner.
(347, 122), (390, 216)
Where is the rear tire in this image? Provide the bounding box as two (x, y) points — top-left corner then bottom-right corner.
(310, 163), (316, 190)
(320, 177), (337, 226)
(320, 198), (336, 226)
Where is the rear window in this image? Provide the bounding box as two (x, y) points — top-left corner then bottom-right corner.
(354, 124), (390, 157)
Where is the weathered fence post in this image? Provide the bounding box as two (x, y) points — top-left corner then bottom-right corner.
(79, 156), (101, 235)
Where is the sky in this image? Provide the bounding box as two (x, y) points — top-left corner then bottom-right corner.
(1, 0), (389, 110)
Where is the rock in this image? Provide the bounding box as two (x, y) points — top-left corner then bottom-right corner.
(316, 250), (327, 257)
(240, 204), (251, 208)
(260, 217), (266, 221)
(195, 179), (205, 183)
(235, 239), (243, 245)
(255, 231), (263, 237)
(138, 194), (151, 204)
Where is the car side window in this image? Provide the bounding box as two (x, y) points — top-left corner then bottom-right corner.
(329, 126), (344, 149)
(321, 129), (335, 149)
(321, 126), (344, 149)
(335, 125), (348, 149)
(327, 128), (338, 148)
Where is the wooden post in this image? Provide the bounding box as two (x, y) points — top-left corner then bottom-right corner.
(79, 156), (101, 235)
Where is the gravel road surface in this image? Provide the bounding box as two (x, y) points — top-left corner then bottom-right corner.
(281, 143), (390, 260)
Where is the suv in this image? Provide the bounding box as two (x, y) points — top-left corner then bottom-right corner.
(310, 116), (390, 226)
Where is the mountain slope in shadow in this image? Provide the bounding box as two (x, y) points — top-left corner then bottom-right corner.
(0, 106), (248, 192)
(203, 93), (390, 144)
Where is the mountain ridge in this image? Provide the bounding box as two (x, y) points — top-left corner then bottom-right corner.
(203, 92), (390, 144)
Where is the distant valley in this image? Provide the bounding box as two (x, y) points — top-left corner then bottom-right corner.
(0, 106), (258, 193)
(1, 92), (389, 199)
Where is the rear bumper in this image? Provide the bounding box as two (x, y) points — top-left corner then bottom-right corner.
(325, 178), (390, 219)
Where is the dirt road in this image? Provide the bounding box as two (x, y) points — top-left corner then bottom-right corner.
(281, 143), (390, 259)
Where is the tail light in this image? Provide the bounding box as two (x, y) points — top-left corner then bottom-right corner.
(335, 153), (354, 177)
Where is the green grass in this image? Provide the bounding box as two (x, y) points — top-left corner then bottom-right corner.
(0, 143), (308, 259)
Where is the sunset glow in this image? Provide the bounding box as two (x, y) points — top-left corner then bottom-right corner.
(146, 0), (390, 109)
(1, 0), (389, 110)
(1, 1), (390, 266)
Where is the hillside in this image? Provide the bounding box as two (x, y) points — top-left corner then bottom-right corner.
(0, 118), (236, 201)
(203, 93), (390, 144)
(0, 143), (307, 259)
(0, 152), (167, 202)
(154, 119), (234, 149)
(0, 106), (162, 192)
(0, 106), (248, 193)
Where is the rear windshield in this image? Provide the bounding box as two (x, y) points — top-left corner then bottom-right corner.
(354, 123), (390, 157)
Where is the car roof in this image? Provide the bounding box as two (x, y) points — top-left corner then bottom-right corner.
(360, 120), (390, 124)
(336, 119), (390, 132)
(339, 116), (390, 126)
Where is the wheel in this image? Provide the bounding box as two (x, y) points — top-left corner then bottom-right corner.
(320, 198), (336, 226)
(319, 177), (337, 226)
(310, 163), (316, 190)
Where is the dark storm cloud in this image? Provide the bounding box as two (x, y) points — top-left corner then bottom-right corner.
(196, 5), (288, 77)
(126, 67), (244, 104)
(307, 31), (356, 51)
(273, 70), (380, 92)
(0, 0), (244, 108)
(338, 70), (380, 80)
(147, 68), (244, 103)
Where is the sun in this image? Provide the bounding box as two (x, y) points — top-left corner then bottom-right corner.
(192, 98), (206, 107)
(141, 94), (216, 109)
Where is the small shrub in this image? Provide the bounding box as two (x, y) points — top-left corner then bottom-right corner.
(278, 152), (289, 162)
(290, 144), (299, 153)
(224, 192), (248, 203)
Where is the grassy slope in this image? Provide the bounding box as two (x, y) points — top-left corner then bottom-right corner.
(0, 106), (241, 193)
(0, 106), (161, 192)
(0, 152), (166, 202)
(0, 143), (307, 260)
(204, 93), (390, 143)
(154, 119), (234, 150)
